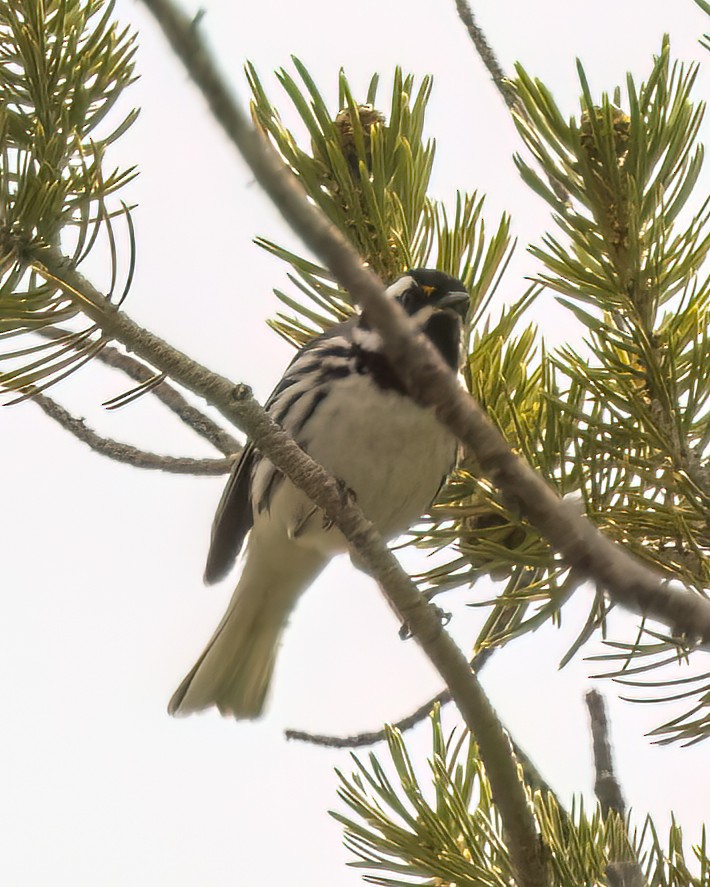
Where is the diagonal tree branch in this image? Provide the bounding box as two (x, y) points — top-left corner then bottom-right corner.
(585, 689), (626, 818)
(137, 0), (710, 652)
(452, 0), (516, 107)
(31, 393), (234, 475)
(586, 690), (648, 887)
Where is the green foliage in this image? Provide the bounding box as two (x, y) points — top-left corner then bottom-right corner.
(334, 708), (709, 886)
(0, 0), (137, 397)
(246, 60), (514, 346)
(248, 61), (434, 282)
(496, 39), (710, 742)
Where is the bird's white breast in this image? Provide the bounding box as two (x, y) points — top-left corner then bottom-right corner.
(259, 372), (456, 552)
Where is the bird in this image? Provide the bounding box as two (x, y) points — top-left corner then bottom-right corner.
(168, 268), (469, 719)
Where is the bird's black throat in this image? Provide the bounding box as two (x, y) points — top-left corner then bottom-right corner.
(353, 311), (461, 394)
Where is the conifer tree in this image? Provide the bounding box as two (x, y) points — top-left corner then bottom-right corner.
(1, 1), (709, 883)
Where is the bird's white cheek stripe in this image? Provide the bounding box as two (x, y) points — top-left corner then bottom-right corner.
(386, 275), (414, 300)
(352, 327), (384, 351)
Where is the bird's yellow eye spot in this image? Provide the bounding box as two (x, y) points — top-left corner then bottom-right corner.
(421, 285), (435, 296)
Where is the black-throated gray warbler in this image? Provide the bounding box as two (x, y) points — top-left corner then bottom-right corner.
(169, 269), (469, 718)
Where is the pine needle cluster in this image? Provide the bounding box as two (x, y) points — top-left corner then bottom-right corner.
(0, 0), (136, 398)
(334, 708), (709, 887)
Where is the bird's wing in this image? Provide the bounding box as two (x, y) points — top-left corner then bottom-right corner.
(203, 316), (358, 585)
(204, 442), (257, 584)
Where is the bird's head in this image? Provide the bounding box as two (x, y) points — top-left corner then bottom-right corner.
(390, 268), (469, 321)
(384, 268), (469, 369)
(353, 268), (469, 371)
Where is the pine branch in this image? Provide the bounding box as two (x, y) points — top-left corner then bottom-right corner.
(31, 393), (234, 475)
(452, 0), (516, 107)
(336, 709), (523, 886)
(338, 707), (705, 886)
(585, 689), (626, 818)
(507, 46), (710, 736)
(586, 690), (648, 887)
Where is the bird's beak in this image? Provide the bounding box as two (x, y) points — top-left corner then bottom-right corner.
(437, 291), (469, 318)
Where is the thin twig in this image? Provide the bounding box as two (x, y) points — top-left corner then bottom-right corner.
(286, 650), (493, 748)
(98, 345), (241, 455)
(585, 689), (626, 817)
(40, 328), (240, 456)
(135, 0), (710, 650)
(452, 0), (570, 204)
(585, 690), (648, 887)
(32, 393), (234, 475)
(452, 0), (516, 107)
(286, 687), (454, 748)
(286, 647), (557, 799)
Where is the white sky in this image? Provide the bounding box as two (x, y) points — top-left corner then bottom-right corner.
(2, 1), (710, 884)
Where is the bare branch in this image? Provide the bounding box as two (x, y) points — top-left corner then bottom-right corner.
(97, 345), (241, 455)
(286, 649), (494, 748)
(32, 393), (234, 475)
(286, 647), (557, 799)
(585, 689), (626, 818)
(286, 686), (454, 749)
(40, 328), (240, 457)
(452, 0), (516, 107)
(586, 690), (648, 887)
(135, 0), (710, 651)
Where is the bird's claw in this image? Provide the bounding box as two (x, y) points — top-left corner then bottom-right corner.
(399, 603), (452, 640)
(322, 477), (357, 529)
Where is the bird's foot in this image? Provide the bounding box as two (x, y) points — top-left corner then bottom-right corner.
(399, 602), (452, 640)
(322, 478), (357, 529)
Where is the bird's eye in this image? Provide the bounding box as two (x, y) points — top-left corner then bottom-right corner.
(399, 288), (422, 314)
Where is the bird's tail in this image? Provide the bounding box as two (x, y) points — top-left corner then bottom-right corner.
(168, 524), (328, 719)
